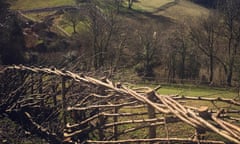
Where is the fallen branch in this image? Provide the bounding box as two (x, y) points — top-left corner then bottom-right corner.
(87, 138), (225, 144)
(1, 65), (240, 143)
(67, 101), (138, 111)
(7, 111), (62, 144)
(172, 95), (240, 106)
(104, 118), (165, 128)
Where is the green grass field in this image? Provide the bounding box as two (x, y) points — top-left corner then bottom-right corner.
(155, 0), (209, 20)
(130, 0), (175, 12)
(10, 0), (75, 10)
(158, 85), (237, 98)
(160, 84), (239, 112)
(129, 0), (209, 21)
(9, 0), (210, 37)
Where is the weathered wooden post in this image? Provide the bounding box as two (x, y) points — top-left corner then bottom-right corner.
(50, 67), (57, 106)
(39, 73), (44, 107)
(62, 76), (67, 127)
(112, 83), (122, 141)
(98, 77), (108, 140)
(98, 115), (105, 140)
(113, 107), (119, 140)
(194, 106), (208, 140)
(147, 91), (156, 141)
(51, 77), (57, 106)
(31, 73), (34, 94)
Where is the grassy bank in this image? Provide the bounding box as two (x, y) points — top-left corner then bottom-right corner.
(10, 0), (75, 10)
(157, 84), (238, 98)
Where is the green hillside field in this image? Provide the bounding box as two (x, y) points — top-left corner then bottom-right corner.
(9, 0), (75, 10)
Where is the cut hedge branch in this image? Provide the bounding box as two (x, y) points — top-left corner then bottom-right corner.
(0, 65), (239, 143)
(87, 138), (226, 144)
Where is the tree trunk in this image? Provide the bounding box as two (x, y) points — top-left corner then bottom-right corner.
(93, 38), (98, 70)
(99, 46), (104, 68)
(181, 54), (185, 81)
(116, 0), (121, 13)
(62, 77), (67, 127)
(73, 22), (76, 33)
(168, 54), (176, 83)
(128, 0), (133, 9)
(227, 59), (234, 86)
(209, 54), (214, 83)
(227, 71), (232, 86)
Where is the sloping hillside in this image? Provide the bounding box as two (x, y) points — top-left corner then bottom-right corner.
(7, 0), (210, 47)
(9, 0), (75, 10)
(9, 0), (209, 25)
(133, 0), (209, 21)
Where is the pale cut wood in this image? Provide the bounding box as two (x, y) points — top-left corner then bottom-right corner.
(1, 65), (240, 144)
(87, 138), (226, 144)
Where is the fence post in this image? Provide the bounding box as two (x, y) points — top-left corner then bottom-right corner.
(52, 77), (57, 106)
(194, 106), (208, 140)
(62, 76), (67, 127)
(98, 78), (108, 140)
(98, 115), (105, 140)
(31, 73), (34, 94)
(113, 107), (119, 140)
(39, 73), (44, 107)
(147, 91), (156, 141)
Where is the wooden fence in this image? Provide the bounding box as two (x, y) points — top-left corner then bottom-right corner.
(0, 65), (239, 143)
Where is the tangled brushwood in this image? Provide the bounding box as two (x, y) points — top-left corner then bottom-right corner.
(0, 65), (240, 144)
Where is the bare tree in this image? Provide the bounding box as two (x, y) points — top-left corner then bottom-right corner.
(86, 2), (118, 70)
(190, 1), (240, 86)
(134, 24), (162, 78)
(109, 31), (127, 73)
(127, 0), (133, 9)
(63, 9), (83, 34)
(165, 34), (178, 82)
(218, 0), (240, 86)
(172, 22), (190, 81)
(190, 11), (221, 83)
(114, 0), (123, 13)
(0, 1), (26, 65)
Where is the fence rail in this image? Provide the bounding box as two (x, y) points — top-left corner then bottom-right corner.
(0, 65), (239, 143)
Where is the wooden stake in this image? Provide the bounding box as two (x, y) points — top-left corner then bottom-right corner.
(62, 77), (67, 127)
(113, 107), (119, 140)
(39, 73), (44, 107)
(147, 91), (156, 141)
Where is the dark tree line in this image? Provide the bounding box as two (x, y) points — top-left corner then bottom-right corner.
(0, 0), (26, 65)
(189, 0), (240, 86)
(191, 0), (218, 8)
